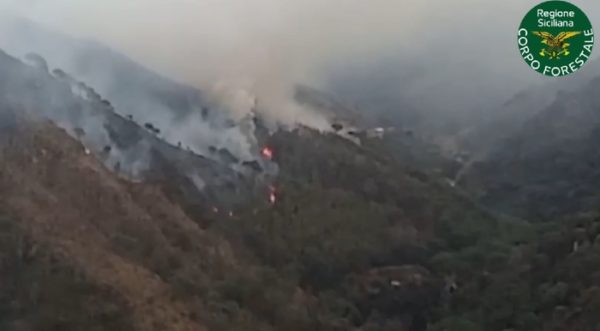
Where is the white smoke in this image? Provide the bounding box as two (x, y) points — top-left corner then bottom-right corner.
(0, 0), (432, 130)
(0, 0), (599, 146)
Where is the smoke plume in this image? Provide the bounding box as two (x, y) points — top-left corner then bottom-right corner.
(0, 0), (428, 129)
(0, 0), (598, 137)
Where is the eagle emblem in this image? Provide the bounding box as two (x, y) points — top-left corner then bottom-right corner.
(532, 31), (582, 59)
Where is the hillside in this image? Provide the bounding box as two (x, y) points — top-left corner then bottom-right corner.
(3, 15), (600, 331)
(457, 59), (600, 156)
(0, 118), (215, 331)
(462, 74), (600, 221)
(0, 44), (535, 331)
(0, 116), (531, 331)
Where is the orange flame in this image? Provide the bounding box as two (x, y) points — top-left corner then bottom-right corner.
(262, 147), (274, 160)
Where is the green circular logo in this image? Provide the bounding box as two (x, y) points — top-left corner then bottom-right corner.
(518, 1), (594, 77)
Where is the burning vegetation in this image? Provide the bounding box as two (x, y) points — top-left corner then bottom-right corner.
(261, 146), (274, 160)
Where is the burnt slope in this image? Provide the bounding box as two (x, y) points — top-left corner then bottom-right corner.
(0, 48), (267, 217)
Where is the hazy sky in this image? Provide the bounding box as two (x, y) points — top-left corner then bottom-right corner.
(0, 0), (599, 123)
(2, 0), (429, 87)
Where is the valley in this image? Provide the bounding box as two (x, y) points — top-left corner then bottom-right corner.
(0, 10), (599, 331)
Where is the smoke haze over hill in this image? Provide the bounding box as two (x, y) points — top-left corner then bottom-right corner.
(0, 0), (598, 130)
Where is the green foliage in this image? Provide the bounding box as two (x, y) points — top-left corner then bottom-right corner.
(7, 123), (600, 331)
(203, 129), (525, 331)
